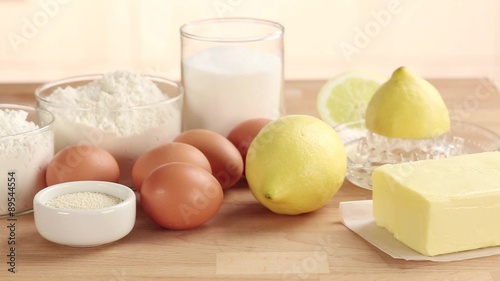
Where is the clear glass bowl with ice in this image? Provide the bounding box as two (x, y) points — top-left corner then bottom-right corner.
(335, 120), (500, 190)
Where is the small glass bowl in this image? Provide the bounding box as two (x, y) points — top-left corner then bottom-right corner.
(35, 74), (184, 187)
(33, 180), (136, 247)
(335, 120), (500, 190)
(0, 104), (54, 217)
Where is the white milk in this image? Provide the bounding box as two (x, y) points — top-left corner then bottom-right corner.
(182, 45), (283, 136)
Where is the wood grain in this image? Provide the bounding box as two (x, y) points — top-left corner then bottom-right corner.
(0, 79), (499, 280)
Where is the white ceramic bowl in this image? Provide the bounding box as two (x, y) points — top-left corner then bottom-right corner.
(33, 181), (136, 247)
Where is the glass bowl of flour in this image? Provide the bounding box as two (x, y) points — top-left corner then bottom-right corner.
(35, 71), (183, 187)
(0, 104), (54, 217)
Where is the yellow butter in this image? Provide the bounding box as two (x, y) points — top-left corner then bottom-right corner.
(373, 151), (500, 256)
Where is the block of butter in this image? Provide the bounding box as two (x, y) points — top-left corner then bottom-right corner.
(373, 151), (500, 256)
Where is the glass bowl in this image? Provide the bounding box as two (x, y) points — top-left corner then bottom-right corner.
(35, 73), (183, 187)
(334, 120), (500, 190)
(0, 104), (54, 217)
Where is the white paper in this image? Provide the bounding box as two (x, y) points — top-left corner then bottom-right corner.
(339, 200), (500, 262)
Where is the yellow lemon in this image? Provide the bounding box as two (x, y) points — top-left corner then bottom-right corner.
(245, 115), (347, 215)
(317, 71), (386, 126)
(365, 66), (450, 139)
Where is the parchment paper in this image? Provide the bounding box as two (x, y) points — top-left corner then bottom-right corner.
(339, 200), (500, 262)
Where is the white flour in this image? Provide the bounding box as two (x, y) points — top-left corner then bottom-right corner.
(0, 110), (38, 136)
(45, 71), (176, 136)
(40, 71), (182, 186)
(0, 109), (54, 216)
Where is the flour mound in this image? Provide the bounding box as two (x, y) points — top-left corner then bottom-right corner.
(0, 108), (53, 214)
(0, 109), (38, 136)
(47, 71), (166, 109)
(43, 71), (179, 137)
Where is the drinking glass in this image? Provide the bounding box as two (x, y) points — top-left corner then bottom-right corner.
(180, 18), (285, 136)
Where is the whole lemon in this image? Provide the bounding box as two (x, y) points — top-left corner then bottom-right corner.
(245, 115), (347, 215)
(365, 66), (450, 139)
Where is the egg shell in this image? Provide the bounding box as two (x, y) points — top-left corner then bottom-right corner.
(227, 118), (272, 173)
(174, 129), (244, 190)
(132, 142), (212, 191)
(45, 144), (120, 186)
(140, 162), (224, 230)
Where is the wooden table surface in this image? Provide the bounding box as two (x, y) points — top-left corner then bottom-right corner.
(1, 79), (500, 281)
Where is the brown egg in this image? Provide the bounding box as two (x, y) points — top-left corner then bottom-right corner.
(174, 129), (244, 190)
(227, 118), (272, 173)
(46, 144), (120, 186)
(140, 162), (223, 230)
(131, 142), (211, 191)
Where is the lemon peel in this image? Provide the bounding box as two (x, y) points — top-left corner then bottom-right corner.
(245, 115), (347, 215)
(365, 66), (450, 139)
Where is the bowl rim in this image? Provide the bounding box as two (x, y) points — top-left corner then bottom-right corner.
(334, 119), (500, 141)
(0, 103), (54, 140)
(34, 180), (136, 214)
(34, 73), (184, 111)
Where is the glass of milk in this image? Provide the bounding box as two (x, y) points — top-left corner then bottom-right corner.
(180, 18), (284, 136)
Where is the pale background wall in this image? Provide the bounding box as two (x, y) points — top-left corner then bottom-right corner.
(0, 0), (499, 84)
